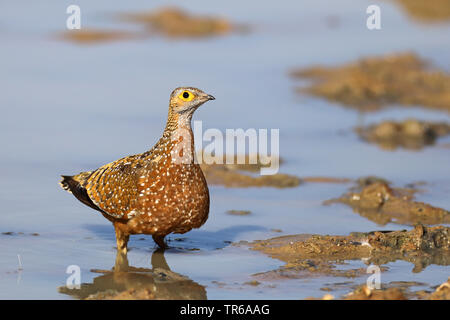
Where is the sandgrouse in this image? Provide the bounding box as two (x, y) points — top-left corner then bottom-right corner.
(60, 87), (214, 251)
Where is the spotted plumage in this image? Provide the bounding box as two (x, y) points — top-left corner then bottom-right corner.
(60, 87), (215, 251)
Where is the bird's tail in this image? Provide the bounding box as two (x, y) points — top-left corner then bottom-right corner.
(59, 175), (75, 193)
(59, 172), (101, 212)
(59, 171), (91, 193)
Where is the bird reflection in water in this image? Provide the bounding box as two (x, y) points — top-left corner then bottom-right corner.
(59, 249), (207, 300)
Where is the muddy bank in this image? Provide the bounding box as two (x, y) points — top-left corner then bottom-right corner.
(325, 178), (450, 225)
(316, 280), (430, 300)
(301, 177), (351, 184)
(310, 277), (450, 300)
(200, 155), (353, 188)
(227, 210), (251, 216)
(311, 285), (411, 300)
(58, 7), (238, 44)
(118, 7), (236, 38)
(201, 164), (301, 188)
(200, 154), (301, 188)
(356, 119), (450, 151)
(428, 278), (450, 300)
(291, 53), (450, 112)
(344, 285), (407, 300)
(57, 29), (137, 44)
(343, 276), (450, 300)
(392, 0), (450, 23)
(248, 225), (450, 280)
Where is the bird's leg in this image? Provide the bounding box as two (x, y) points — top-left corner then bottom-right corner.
(114, 223), (129, 255)
(152, 234), (167, 249)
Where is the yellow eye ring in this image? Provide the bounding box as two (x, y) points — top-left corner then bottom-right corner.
(179, 91), (195, 102)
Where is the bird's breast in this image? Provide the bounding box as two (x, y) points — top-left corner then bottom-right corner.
(134, 162), (209, 226)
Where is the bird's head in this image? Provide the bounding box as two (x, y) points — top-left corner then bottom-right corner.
(169, 87), (215, 115)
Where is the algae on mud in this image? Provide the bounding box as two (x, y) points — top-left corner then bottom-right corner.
(118, 7), (234, 38)
(325, 178), (450, 226)
(291, 53), (450, 112)
(355, 119), (450, 151)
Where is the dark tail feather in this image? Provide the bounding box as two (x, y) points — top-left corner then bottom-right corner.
(60, 175), (75, 193)
(59, 175), (102, 212)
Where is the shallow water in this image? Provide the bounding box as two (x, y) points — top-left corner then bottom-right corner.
(0, 0), (449, 299)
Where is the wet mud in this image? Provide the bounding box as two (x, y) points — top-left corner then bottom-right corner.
(226, 210), (251, 216)
(118, 7), (235, 38)
(301, 177), (351, 184)
(58, 7), (238, 45)
(200, 155), (301, 188)
(428, 278), (450, 300)
(392, 0), (450, 23)
(343, 276), (450, 300)
(325, 178), (450, 225)
(309, 285), (411, 300)
(57, 29), (137, 44)
(308, 277), (450, 300)
(344, 285), (407, 300)
(355, 119), (450, 151)
(248, 225), (450, 282)
(291, 53), (450, 112)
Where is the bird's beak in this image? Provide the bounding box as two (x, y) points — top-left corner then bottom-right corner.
(205, 94), (215, 101)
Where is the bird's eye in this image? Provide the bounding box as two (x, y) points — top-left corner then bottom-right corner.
(179, 91), (195, 102)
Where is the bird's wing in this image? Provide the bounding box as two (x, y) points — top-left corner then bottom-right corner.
(85, 155), (151, 219)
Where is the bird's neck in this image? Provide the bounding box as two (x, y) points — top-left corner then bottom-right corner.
(160, 110), (196, 164)
(163, 109), (194, 134)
